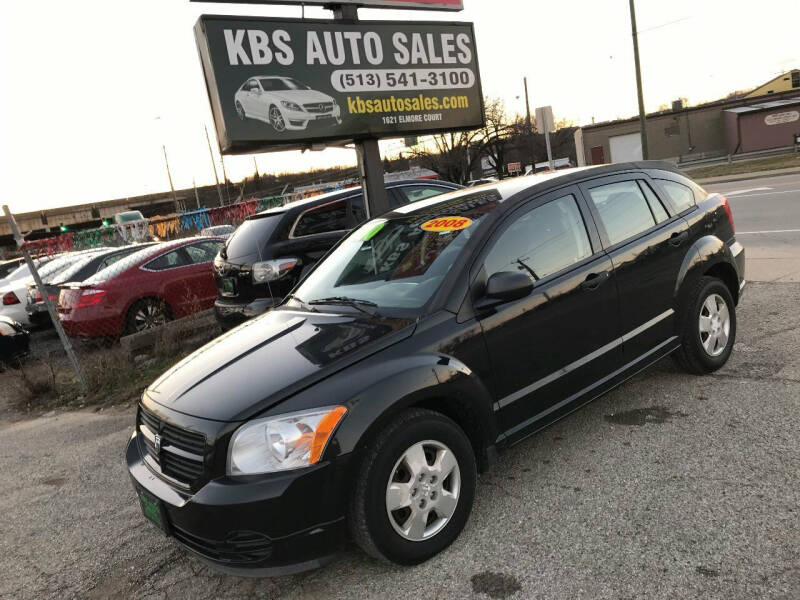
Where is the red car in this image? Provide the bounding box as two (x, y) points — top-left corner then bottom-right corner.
(58, 238), (224, 338)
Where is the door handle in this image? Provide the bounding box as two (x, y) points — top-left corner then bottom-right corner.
(669, 231), (689, 246)
(580, 271), (609, 291)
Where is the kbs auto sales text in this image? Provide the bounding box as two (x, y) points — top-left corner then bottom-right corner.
(223, 29), (473, 67)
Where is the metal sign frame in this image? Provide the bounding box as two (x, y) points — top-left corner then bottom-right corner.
(190, 0), (464, 11)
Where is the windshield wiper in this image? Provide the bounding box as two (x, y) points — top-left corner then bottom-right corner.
(308, 296), (378, 315)
(286, 294), (317, 312)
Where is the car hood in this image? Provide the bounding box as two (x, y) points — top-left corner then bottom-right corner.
(145, 307), (415, 422)
(270, 89), (334, 105)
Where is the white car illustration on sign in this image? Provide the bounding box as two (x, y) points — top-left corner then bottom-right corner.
(234, 77), (342, 132)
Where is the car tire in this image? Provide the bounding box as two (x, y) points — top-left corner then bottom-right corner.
(673, 276), (736, 374)
(268, 105), (286, 132)
(124, 298), (170, 335)
(235, 101), (245, 120)
(348, 408), (476, 565)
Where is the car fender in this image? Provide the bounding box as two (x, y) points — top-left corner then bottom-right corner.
(674, 234), (735, 303)
(284, 352), (499, 465)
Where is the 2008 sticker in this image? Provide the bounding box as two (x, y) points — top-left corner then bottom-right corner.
(420, 216), (473, 232)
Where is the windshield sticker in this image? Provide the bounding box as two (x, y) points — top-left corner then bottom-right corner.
(421, 216), (473, 232)
(362, 222), (386, 241)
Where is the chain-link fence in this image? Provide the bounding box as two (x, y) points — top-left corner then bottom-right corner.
(0, 195), (294, 406)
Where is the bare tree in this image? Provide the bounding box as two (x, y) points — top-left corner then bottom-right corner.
(409, 130), (484, 184)
(480, 98), (525, 178)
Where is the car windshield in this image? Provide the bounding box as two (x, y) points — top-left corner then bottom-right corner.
(259, 77), (310, 91)
(293, 190), (500, 313)
(223, 215), (282, 260)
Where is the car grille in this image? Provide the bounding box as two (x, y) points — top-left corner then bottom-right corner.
(171, 525), (273, 564)
(138, 406), (205, 487)
(303, 102), (333, 113)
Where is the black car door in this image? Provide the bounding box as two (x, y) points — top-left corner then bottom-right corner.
(578, 173), (690, 360)
(472, 186), (622, 441)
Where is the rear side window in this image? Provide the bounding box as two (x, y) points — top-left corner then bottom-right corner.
(638, 181), (670, 223)
(145, 249), (188, 271)
(484, 194), (592, 281)
(293, 200), (348, 237)
(657, 180), (695, 213)
(185, 241), (223, 264)
(587, 180), (656, 246)
(85, 245), (166, 284)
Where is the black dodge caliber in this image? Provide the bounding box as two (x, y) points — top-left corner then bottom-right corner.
(127, 162), (745, 575)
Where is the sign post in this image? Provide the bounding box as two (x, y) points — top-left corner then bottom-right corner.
(193, 8), (483, 218)
(535, 105), (555, 171)
(2, 206), (87, 393)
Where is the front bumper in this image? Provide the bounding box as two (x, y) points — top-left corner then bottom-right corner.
(283, 106), (342, 130)
(125, 432), (348, 576)
(214, 297), (278, 330)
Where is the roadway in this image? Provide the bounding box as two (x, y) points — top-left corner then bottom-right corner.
(705, 171), (800, 282)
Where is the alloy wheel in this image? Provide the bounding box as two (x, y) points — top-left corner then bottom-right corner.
(133, 300), (166, 332)
(699, 293), (730, 357)
(269, 106), (286, 132)
(235, 101), (245, 120)
(385, 440), (460, 542)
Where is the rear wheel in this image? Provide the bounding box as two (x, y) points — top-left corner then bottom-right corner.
(673, 276), (736, 374)
(348, 408), (476, 565)
(125, 298), (169, 335)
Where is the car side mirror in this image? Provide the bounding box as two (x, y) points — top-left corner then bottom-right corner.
(475, 271), (534, 310)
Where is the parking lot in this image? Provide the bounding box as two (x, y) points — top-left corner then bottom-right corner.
(1, 277), (798, 599)
(1, 172), (799, 599)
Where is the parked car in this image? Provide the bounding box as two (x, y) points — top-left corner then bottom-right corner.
(114, 210), (150, 243)
(0, 315), (30, 369)
(58, 238), (225, 338)
(200, 225), (235, 239)
(0, 257), (25, 280)
(126, 162), (744, 574)
(234, 76), (342, 132)
(213, 179), (462, 330)
(26, 244), (155, 327)
(1, 250), (106, 326)
(1, 255), (54, 288)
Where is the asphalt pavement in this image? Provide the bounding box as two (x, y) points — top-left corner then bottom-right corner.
(706, 172), (800, 283)
(0, 172), (798, 599)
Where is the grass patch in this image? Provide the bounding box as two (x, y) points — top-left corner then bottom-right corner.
(4, 315), (221, 414)
(684, 152), (800, 179)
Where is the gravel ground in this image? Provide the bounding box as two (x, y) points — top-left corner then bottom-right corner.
(0, 282), (798, 600)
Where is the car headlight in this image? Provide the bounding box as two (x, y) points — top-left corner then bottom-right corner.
(227, 406), (347, 475)
(280, 100), (303, 112)
(252, 258), (298, 284)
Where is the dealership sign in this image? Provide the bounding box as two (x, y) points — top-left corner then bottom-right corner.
(764, 110), (799, 125)
(195, 15), (483, 153)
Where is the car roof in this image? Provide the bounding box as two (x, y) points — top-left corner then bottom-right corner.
(251, 179), (461, 220)
(392, 161), (682, 217)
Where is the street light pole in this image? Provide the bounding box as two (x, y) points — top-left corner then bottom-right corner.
(162, 144), (179, 209)
(524, 76), (535, 172)
(205, 125), (225, 206)
(629, 0), (649, 159)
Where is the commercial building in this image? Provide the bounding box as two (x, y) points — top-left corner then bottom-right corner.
(576, 73), (800, 165)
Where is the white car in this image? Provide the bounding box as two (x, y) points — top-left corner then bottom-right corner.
(0, 250), (106, 325)
(234, 76), (342, 132)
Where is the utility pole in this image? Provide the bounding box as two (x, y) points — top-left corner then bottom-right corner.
(220, 155), (231, 204)
(162, 144), (178, 209)
(333, 3), (390, 219)
(629, 0), (649, 159)
(205, 125), (225, 206)
(524, 77), (535, 172)
(3, 206), (86, 393)
(192, 177), (201, 209)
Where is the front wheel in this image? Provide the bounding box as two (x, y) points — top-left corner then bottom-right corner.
(269, 105), (286, 132)
(673, 276), (736, 374)
(348, 408), (476, 565)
